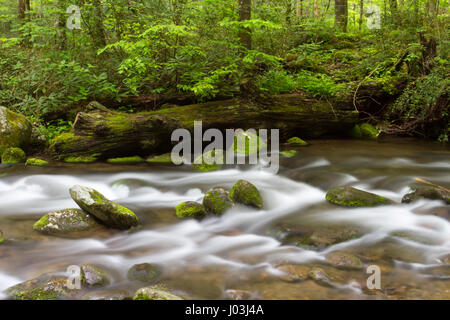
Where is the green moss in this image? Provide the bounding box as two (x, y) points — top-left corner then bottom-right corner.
(349, 125), (362, 139)
(147, 153), (174, 164)
(1, 147), (26, 164)
(281, 150), (297, 158)
(360, 123), (379, 140)
(64, 155), (99, 163)
(192, 149), (225, 172)
(133, 286), (184, 300)
(286, 137), (309, 146)
(402, 185), (449, 204)
(326, 186), (392, 207)
(0, 106), (32, 155)
(25, 158), (49, 166)
(175, 201), (207, 219)
(0, 230), (4, 243)
(229, 180), (263, 209)
(33, 215), (50, 230)
(106, 156), (144, 164)
(202, 187), (234, 215)
(7, 277), (69, 300)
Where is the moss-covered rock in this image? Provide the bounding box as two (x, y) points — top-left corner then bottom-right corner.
(106, 156), (144, 164)
(202, 187), (234, 215)
(5, 274), (73, 300)
(33, 208), (100, 235)
(349, 125), (362, 139)
(229, 180), (263, 209)
(402, 185), (449, 204)
(308, 267), (331, 286)
(360, 123), (379, 140)
(286, 137), (309, 146)
(281, 150), (297, 158)
(133, 286), (185, 300)
(231, 130), (267, 155)
(147, 153), (181, 164)
(326, 251), (363, 269)
(80, 264), (110, 287)
(0, 230), (4, 243)
(69, 185), (139, 229)
(127, 263), (162, 283)
(1, 147), (26, 164)
(25, 158), (49, 166)
(192, 149), (225, 172)
(175, 201), (207, 219)
(64, 155), (99, 163)
(81, 289), (131, 300)
(326, 186), (392, 207)
(0, 106), (32, 155)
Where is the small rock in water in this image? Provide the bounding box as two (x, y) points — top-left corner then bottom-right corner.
(33, 208), (100, 235)
(286, 137), (309, 146)
(277, 264), (310, 281)
(192, 149), (225, 172)
(326, 251), (363, 269)
(25, 158), (49, 166)
(402, 185), (449, 204)
(175, 201), (207, 219)
(69, 185), (139, 229)
(127, 263), (162, 283)
(308, 267), (332, 286)
(133, 286), (185, 300)
(229, 180), (262, 209)
(224, 289), (255, 300)
(81, 289), (131, 300)
(80, 264), (110, 287)
(326, 186), (392, 207)
(202, 187), (234, 215)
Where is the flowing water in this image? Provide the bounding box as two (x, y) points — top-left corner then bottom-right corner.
(0, 139), (449, 300)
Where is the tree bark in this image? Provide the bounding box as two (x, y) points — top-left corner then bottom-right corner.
(334, 0), (348, 32)
(238, 0), (252, 50)
(50, 97), (359, 159)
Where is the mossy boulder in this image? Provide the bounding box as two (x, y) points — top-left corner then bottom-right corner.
(229, 180), (263, 209)
(192, 149), (225, 172)
(360, 123), (379, 140)
(175, 201), (207, 219)
(326, 186), (392, 207)
(1, 147), (26, 164)
(133, 286), (185, 300)
(286, 137), (309, 146)
(69, 185), (139, 229)
(0, 106), (32, 154)
(33, 208), (100, 235)
(326, 251), (363, 269)
(402, 185), (449, 204)
(107, 156), (144, 164)
(202, 187), (234, 215)
(80, 264), (110, 287)
(231, 130), (266, 155)
(349, 125), (362, 139)
(127, 263), (162, 283)
(25, 158), (49, 166)
(5, 274), (74, 300)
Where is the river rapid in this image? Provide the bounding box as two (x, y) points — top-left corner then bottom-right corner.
(0, 139), (449, 300)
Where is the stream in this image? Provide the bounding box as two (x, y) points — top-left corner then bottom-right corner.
(0, 139), (449, 300)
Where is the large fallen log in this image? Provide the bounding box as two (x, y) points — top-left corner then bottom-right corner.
(50, 95), (358, 159)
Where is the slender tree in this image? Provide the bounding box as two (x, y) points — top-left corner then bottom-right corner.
(335, 0), (348, 32)
(238, 0), (252, 50)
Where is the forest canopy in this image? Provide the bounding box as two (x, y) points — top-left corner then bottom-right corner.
(0, 0), (448, 141)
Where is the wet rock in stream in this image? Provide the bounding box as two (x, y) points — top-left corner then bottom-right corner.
(33, 209), (101, 236)
(326, 186), (393, 207)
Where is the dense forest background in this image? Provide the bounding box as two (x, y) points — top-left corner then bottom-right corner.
(0, 0), (448, 142)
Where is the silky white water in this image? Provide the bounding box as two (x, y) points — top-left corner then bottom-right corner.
(0, 139), (449, 299)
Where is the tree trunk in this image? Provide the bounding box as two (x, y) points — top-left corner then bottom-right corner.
(50, 96), (359, 159)
(359, 0), (363, 31)
(334, 0), (348, 32)
(91, 0), (107, 48)
(238, 0), (252, 50)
